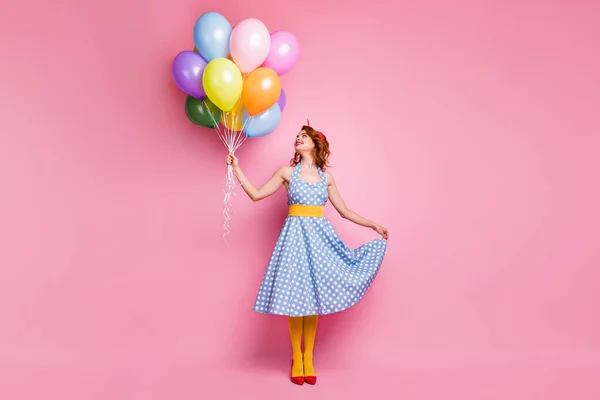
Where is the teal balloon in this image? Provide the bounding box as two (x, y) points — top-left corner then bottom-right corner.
(185, 96), (221, 128)
(243, 103), (281, 138)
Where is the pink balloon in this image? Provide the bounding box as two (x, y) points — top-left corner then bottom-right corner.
(262, 31), (299, 76)
(229, 18), (271, 74)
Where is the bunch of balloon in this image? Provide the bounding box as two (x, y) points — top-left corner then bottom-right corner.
(171, 11), (299, 238)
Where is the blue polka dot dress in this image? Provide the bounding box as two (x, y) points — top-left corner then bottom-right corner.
(253, 163), (388, 317)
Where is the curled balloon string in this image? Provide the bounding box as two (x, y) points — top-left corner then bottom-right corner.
(221, 164), (236, 241)
(201, 99), (251, 240)
(213, 108), (248, 240)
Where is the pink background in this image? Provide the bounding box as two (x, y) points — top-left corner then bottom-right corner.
(1, 0), (599, 399)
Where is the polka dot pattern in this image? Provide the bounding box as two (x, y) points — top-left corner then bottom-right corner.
(253, 163), (388, 316)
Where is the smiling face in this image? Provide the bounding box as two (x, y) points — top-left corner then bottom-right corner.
(294, 130), (315, 152)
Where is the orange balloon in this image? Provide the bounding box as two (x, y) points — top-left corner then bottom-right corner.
(242, 67), (281, 116)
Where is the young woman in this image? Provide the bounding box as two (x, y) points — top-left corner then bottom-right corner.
(226, 123), (388, 385)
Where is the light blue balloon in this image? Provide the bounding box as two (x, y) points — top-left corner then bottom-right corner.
(243, 103), (282, 138)
(193, 12), (232, 61)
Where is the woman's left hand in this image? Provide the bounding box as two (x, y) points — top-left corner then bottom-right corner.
(373, 224), (389, 240)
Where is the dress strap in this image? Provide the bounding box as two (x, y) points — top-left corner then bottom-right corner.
(317, 167), (327, 185)
(291, 163), (302, 182)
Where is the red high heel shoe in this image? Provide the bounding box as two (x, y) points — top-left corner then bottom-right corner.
(291, 360), (304, 385)
(303, 358), (317, 385)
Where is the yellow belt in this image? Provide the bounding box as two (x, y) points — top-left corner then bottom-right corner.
(288, 204), (325, 217)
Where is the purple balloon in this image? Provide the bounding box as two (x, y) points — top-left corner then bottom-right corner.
(262, 31), (299, 76)
(172, 51), (207, 98)
(277, 88), (287, 111)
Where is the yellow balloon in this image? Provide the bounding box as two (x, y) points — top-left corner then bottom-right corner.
(223, 98), (244, 130)
(202, 58), (243, 112)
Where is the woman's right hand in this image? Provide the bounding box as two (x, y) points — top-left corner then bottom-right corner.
(226, 152), (239, 169)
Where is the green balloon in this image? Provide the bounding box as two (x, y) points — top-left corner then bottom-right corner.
(185, 96), (221, 128)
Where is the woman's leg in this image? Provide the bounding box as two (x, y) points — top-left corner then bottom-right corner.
(302, 315), (318, 379)
(288, 316), (304, 379)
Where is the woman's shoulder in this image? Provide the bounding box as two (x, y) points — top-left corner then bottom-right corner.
(278, 165), (295, 173)
(277, 165), (295, 180)
(322, 170), (336, 186)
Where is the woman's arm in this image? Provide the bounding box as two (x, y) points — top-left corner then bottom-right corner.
(326, 172), (389, 239)
(227, 153), (286, 202)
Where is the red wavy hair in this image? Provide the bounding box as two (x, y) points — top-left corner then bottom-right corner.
(290, 125), (331, 170)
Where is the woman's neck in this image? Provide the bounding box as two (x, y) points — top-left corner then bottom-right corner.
(300, 155), (316, 170)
